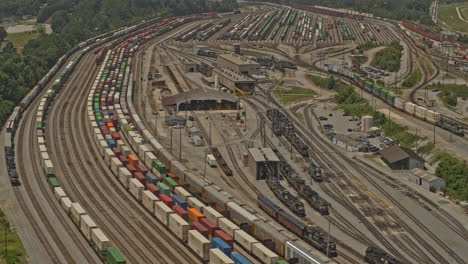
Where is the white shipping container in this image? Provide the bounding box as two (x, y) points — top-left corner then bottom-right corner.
(60, 197), (72, 215)
(174, 186), (192, 200)
(41, 152), (50, 166)
(415, 106), (427, 119)
(119, 167), (132, 188)
(188, 230), (210, 261)
(234, 229), (257, 253)
(187, 197), (206, 211)
(154, 201), (173, 225)
(129, 178), (144, 201)
(104, 148), (115, 164)
(405, 102), (416, 115)
(53, 187), (67, 201)
(37, 136), (45, 145)
(71, 203), (86, 226)
(99, 140), (108, 156)
(110, 157), (123, 175)
(91, 228), (111, 254)
(144, 152), (157, 170)
(394, 97), (405, 110)
(219, 218), (240, 238)
(138, 144), (152, 161)
(203, 206), (223, 224)
(80, 215), (98, 241)
(252, 243), (278, 264)
(210, 248), (234, 264)
(121, 146), (131, 157)
(142, 190), (159, 213)
(168, 213), (189, 242)
(39, 144), (47, 153)
(116, 140), (125, 148)
(44, 160), (55, 175)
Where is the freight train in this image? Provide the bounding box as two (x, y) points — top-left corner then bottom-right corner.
(327, 67), (465, 137)
(364, 247), (401, 264)
(257, 195), (337, 257)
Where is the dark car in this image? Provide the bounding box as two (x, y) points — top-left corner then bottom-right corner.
(343, 112), (350, 116)
(324, 124), (333, 129)
(319, 116), (328, 120)
(347, 128), (353, 132)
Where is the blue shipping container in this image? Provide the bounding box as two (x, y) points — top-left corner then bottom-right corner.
(212, 238), (232, 257)
(98, 121), (105, 127)
(146, 173), (158, 185)
(107, 139), (116, 149)
(232, 253), (252, 264)
(172, 195), (188, 210)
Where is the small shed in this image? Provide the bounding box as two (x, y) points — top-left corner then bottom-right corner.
(406, 168), (446, 192)
(380, 145), (424, 170)
(248, 148), (279, 180)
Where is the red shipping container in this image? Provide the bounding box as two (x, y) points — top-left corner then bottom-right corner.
(173, 205), (188, 220)
(118, 155), (128, 165)
(112, 133), (121, 141)
(192, 222), (209, 238)
(137, 164), (148, 175)
(100, 126), (109, 135)
(199, 218), (219, 236)
(146, 184), (160, 196)
(213, 230), (234, 247)
(112, 147), (121, 156)
(111, 116), (119, 128)
(159, 194), (173, 208)
(126, 165), (137, 176)
(134, 172), (146, 185)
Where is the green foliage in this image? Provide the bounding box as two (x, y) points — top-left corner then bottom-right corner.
(0, 26), (6, 42)
(402, 69), (422, 88)
(436, 153), (468, 201)
(334, 83), (366, 105)
(353, 41), (380, 55)
(0, 0), (40, 19)
(0, 208), (28, 264)
(371, 41), (403, 72)
(273, 86), (316, 103)
(427, 83), (468, 107)
(417, 142), (435, 154)
(308, 74), (333, 89)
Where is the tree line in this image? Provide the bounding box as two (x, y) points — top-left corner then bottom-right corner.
(0, 0), (237, 125)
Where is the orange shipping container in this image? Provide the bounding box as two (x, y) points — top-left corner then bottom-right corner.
(128, 154), (139, 167)
(107, 122), (114, 128)
(188, 208), (205, 222)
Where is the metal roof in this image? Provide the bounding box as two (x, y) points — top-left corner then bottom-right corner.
(162, 89), (237, 106)
(248, 148), (280, 162)
(218, 53), (259, 66)
(380, 145), (423, 164)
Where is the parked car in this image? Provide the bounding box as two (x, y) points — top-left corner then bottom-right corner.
(319, 116), (328, 120)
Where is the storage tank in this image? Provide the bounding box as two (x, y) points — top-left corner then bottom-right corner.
(361, 115), (374, 132)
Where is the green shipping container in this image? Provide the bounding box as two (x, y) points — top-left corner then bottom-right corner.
(156, 182), (171, 196)
(94, 103), (100, 109)
(152, 160), (166, 174)
(106, 247), (126, 264)
(36, 122), (43, 130)
(164, 177), (179, 189)
(124, 124), (132, 132)
(48, 177), (60, 188)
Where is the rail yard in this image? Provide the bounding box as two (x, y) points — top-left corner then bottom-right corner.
(1, 2), (468, 264)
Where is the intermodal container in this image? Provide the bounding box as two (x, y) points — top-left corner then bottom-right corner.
(174, 186), (192, 200)
(199, 218), (219, 236)
(210, 248), (234, 264)
(252, 243), (278, 264)
(106, 247), (126, 264)
(118, 167), (132, 188)
(137, 164), (148, 175)
(152, 159), (166, 174)
(172, 195), (188, 210)
(168, 213), (189, 242)
(187, 196), (206, 211)
(134, 172), (146, 185)
(118, 155), (128, 166)
(203, 206), (223, 224)
(48, 176), (60, 188)
(212, 238), (232, 257)
(146, 183), (160, 196)
(164, 177), (179, 189)
(91, 228), (111, 258)
(154, 201), (173, 225)
(60, 197), (72, 215)
(146, 172), (158, 185)
(129, 178), (144, 201)
(80, 214), (98, 241)
(142, 190), (159, 213)
(112, 147), (121, 156)
(192, 222), (210, 238)
(214, 230), (234, 247)
(128, 154), (139, 166)
(234, 230), (257, 253)
(188, 230), (210, 261)
(159, 194), (174, 208)
(218, 218), (240, 237)
(173, 205), (188, 220)
(157, 182), (171, 196)
(53, 187), (67, 201)
(188, 208), (205, 222)
(125, 164), (137, 176)
(231, 253), (252, 264)
(71, 203), (86, 226)
(107, 139), (116, 149)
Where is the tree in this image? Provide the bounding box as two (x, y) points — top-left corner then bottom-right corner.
(0, 26), (6, 42)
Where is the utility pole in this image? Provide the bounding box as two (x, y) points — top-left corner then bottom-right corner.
(4, 220), (7, 260)
(179, 126), (182, 160)
(170, 127), (173, 154)
(209, 119), (212, 152)
(433, 122), (436, 144)
(326, 217), (331, 257)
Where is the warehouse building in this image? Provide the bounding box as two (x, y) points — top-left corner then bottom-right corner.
(161, 89), (238, 111)
(407, 168), (446, 192)
(217, 53), (260, 76)
(247, 148), (279, 180)
(380, 145), (424, 170)
(212, 68), (256, 94)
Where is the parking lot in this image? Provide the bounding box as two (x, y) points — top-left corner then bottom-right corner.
(314, 104), (398, 154)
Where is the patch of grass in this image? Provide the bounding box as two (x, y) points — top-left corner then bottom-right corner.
(402, 69), (422, 88)
(273, 87), (316, 104)
(426, 83), (468, 107)
(370, 41), (403, 72)
(353, 42), (381, 55)
(438, 5), (468, 34)
(0, 209), (28, 264)
(417, 142), (435, 154)
(435, 153), (468, 200)
(4, 30), (42, 52)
